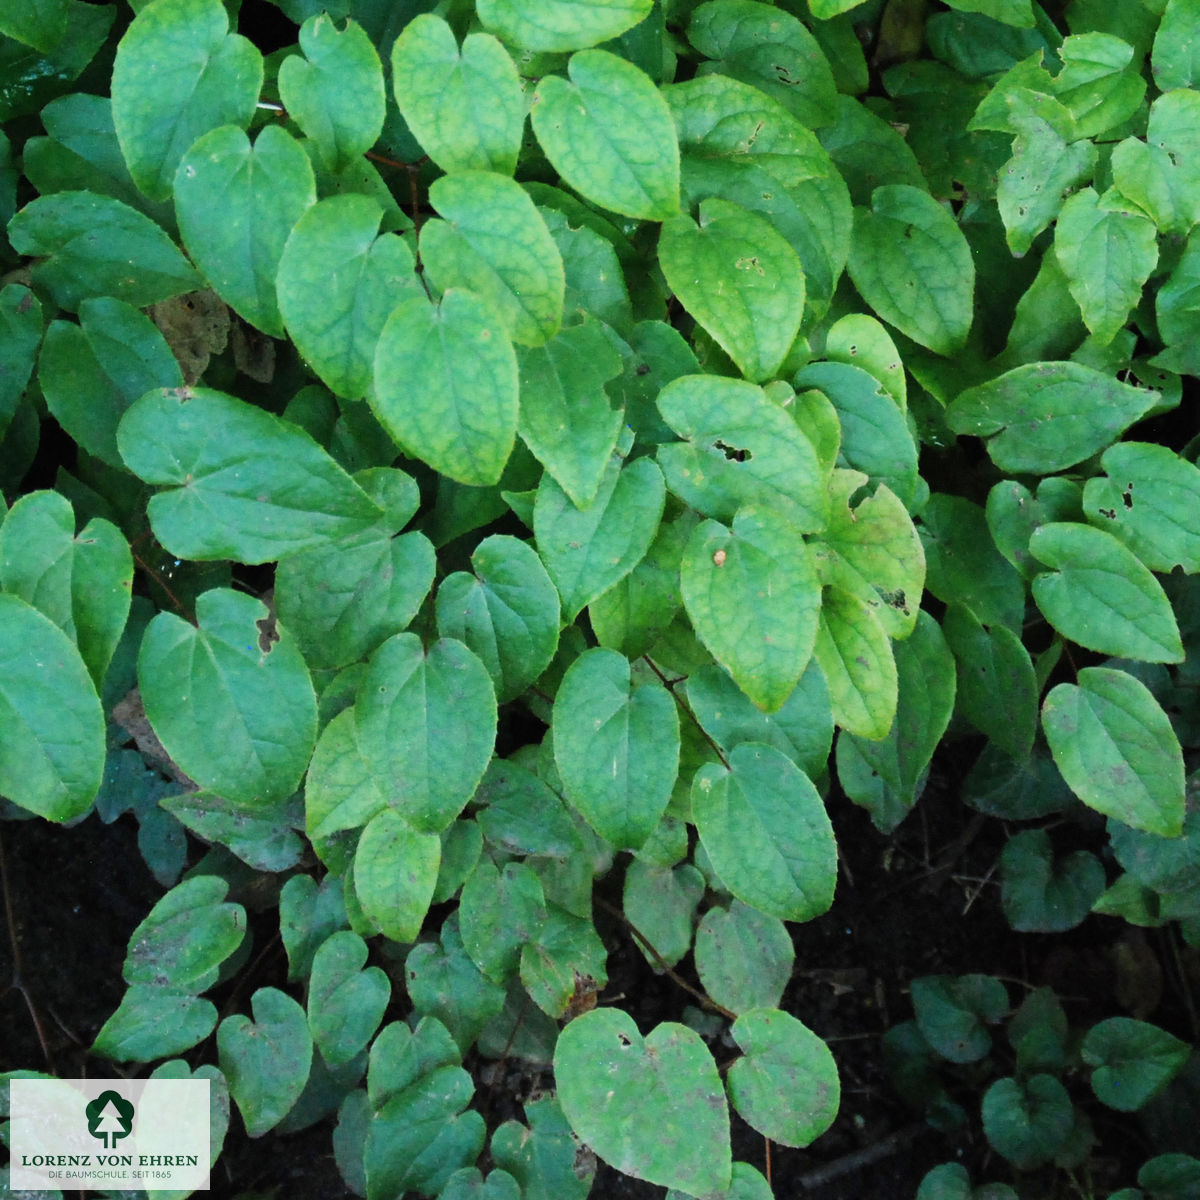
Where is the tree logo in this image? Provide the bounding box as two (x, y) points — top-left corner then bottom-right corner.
(85, 1090), (135, 1149)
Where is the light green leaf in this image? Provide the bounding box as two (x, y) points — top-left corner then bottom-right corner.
(836, 611), (956, 832)
(727, 1008), (840, 1148)
(1082, 442), (1200, 573)
(1082, 1018), (1191, 1112)
(692, 742), (835, 921)
(622, 859), (705, 969)
(659, 198), (805, 382)
(0, 489), (132, 689)
(391, 14), (524, 176)
(138, 588), (317, 806)
(534, 454), (666, 621)
(355, 633), (497, 833)
(476, 0), (652, 52)
(1151, 0), (1200, 91)
(1042, 667), (1185, 836)
(810, 469), (924, 640)
(1030, 522), (1183, 663)
(0, 593), (105, 822)
(39, 296), (183, 470)
(305, 710), (386, 842)
(308, 931), (391, 1067)
(421, 171), (564, 348)
(688, 0), (839, 129)
(694, 900), (794, 1015)
(278, 14), (384, 173)
(118, 387), (384, 563)
(847, 184), (974, 356)
(1054, 188), (1157, 344)
(111, 0), (262, 201)
(824, 313), (906, 411)
(123, 875), (245, 992)
(813, 585), (897, 741)
(8, 191), (200, 311)
(516, 319), (623, 506)
(174, 123), (316, 338)
(218, 988), (312, 1138)
(1112, 90), (1200, 236)
(374, 289), (519, 486)
(277, 193), (422, 400)
(946, 361), (1159, 473)
(682, 506), (821, 713)
(354, 808), (441, 941)
(434, 534), (561, 703)
(460, 859), (547, 982)
(553, 647), (679, 849)
(686, 659), (833, 778)
(520, 904), (608, 1018)
(997, 116), (1097, 255)
(657, 374), (827, 531)
(554, 1008), (731, 1196)
(531, 49), (679, 222)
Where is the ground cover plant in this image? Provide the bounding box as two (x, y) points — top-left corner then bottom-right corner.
(0, 0), (1199, 1196)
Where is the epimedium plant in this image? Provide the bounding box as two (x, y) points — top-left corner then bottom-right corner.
(0, 0), (1198, 1197)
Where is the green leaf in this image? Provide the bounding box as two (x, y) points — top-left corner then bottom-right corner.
(694, 900), (794, 1015)
(692, 742), (835, 921)
(305, 709), (386, 843)
(435, 534), (561, 703)
(657, 374), (827, 531)
(836, 611), (956, 832)
(981, 1074), (1074, 1169)
(1151, 0), (1200, 91)
(813, 585), (897, 741)
(138, 588), (318, 806)
(534, 453), (666, 621)
(1082, 1018), (1191, 1112)
(174, 124), (316, 338)
(1108, 808), (1200, 894)
(1083, 442), (1200, 574)
(554, 1008), (731, 1196)
(531, 49), (679, 222)
(1042, 667), (1185, 836)
(218, 987), (313, 1138)
(1000, 828), (1105, 932)
(278, 15), (384, 173)
(8, 191), (200, 311)
(119, 387), (383, 562)
(516, 318), (624, 506)
(681, 506), (821, 713)
(942, 605), (1037, 761)
(0, 593), (104, 822)
(1030, 523), (1183, 663)
(1054, 188), (1158, 345)
(391, 14), (523, 176)
(912, 974), (1008, 1064)
(93, 986), (217, 1062)
(622, 859), (705, 969)
(307, 931), (391, 1067)
(163, 789), (304, 872)
(946, 361), (1159, 474)
(1111, 91), (1200, 237)
(374, 289), (519, 486)
(355, 633), (497, 833)
(0, 284), (41, 440)
(941, 0), (1034, 27)
(686, 659), (832, 778)
(277, 193), (422, 400)
(726, 1008), (840, 1148)
(552, 647), (679, 849)
(847, 184), (974, 357)
(406, 926), (506, 1054)
(0, 0), (68, 52)
(474, 758), (583, 860)
(123, 875), (245, 992)
(519, 903), (608, 1017)
(659, 197), (805, 382)
(476, 0), (652, 52)
(460, 859), (547, 981)
(38, 296), (183, 469)
(440, 1168), (521, 1200)
(0, 489), (132, 689)
(687, 0), (839, 129)
(491, 1096), (595, 1200)
(111, 0), (262, 201)
(421, 171), (564, 348)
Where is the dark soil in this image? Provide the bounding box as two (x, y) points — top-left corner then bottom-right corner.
(4, 737), (1199, 1200)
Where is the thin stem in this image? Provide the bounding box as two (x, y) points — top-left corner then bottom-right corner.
(642, 656), (730, 770)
